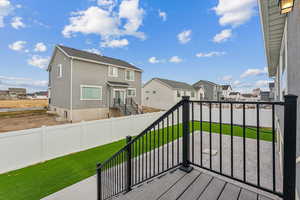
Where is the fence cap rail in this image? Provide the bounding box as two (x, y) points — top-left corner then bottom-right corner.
(190, 100), (285, 105)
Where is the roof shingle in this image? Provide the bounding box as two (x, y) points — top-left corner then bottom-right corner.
(57, 45), (142, 71)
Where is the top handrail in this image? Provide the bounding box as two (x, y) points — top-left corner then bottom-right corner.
(97, 99), (185, 169)
(190, 100), (285, 105)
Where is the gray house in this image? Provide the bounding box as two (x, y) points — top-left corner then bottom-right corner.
(47, 45), (142, 122)
(142, 78), (204, 110)
(193, 80), (222, 101)
(259, 0), (300, 197)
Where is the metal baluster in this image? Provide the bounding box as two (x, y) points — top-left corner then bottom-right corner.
(177, 108), (180, 164)
(172, 112), (174, 167)
(162, 120), (165, 171)
(192, 102), (195, 163)
(158, 122), (160, 173)
(230, 103), (233, 177)
(256, 104), (260, 187)
(272, 104), (276, 192)
(243, 103), (246, 182)
(200, 102), (203, 167)
(153, 126), (156, 176)
(209, 102), (212, 169)
(167, 115), (169, 169)
(219, 102), (222, 174)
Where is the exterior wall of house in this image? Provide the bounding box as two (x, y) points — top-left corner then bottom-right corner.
(49, 48), (142, 121)
(142, 80), (175, 110)
(194, 81), (221, 100)
(285, 1), (300, 196)
(48, 49), (72, 111)
(271, 3), (300, 197)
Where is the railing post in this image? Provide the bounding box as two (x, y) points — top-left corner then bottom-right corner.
(283, 95), (298, 200)
(97, 163), (102, 200)
(180, 96), (193, 173)
(126, 136), (132, 192)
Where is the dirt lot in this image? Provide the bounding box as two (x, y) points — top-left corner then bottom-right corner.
(0, 110), (68, 133)
(0, 99), (48, 108)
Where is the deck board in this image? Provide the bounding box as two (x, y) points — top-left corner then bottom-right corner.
(157, 170), (200, 200)
(177, 173), (212, 200)
(198, 177), (227, 200)
(109, 168), (282, 200)
(218, 183), (241, 200)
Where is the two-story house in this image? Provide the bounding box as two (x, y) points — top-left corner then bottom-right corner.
(47, 45), (142, 122)
(193, 80), (222, 101)
(142, 78), (204, 110)
(221, 85), (232, 100)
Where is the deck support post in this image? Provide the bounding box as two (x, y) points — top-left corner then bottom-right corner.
(180, 96), (193, 173)
(283, 95), (297, 200)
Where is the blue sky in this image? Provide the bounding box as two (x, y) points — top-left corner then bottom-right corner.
(0, 0), (271, 92)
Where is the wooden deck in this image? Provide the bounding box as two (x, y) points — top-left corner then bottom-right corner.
(111, 167), (281, 200)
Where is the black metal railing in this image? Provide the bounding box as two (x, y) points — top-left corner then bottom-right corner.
(97, 95), (297, 200)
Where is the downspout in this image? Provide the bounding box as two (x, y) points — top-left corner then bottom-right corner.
(70, 58), (73, 122)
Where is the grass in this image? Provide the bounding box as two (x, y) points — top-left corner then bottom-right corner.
(0, 121), (273, 200)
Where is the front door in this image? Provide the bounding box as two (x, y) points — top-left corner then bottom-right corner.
(114, 90), (126, 104)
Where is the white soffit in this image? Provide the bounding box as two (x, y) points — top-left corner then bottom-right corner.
(259, 0), (286, 77)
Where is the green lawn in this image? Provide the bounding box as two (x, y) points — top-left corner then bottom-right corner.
(0, 121), (273, 200)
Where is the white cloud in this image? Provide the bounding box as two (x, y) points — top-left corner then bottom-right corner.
(8, 40), (27, 51)
(177, 30), (192, 44)
(169, 56), (182, 63)
(255, 80), (269, 87)
(213, 0), (257, 27)
(34, 42), (47, 52)
(63, 0), (145, 47)
(85, 48), (102, 55)
(101, 38), (129, 48)
(11, 16), (25, 29)
(213, 29), (232, 43)
(0, 0), (13, 28)
(220, 75), (233, 82)
(196, 51), (226, 58)
(0, 75), (48, 91)
(27, 55), (50, 69)
(158, 10), (167, 21)
(148, 57), (160, 64)
(240, 67), (267, 78)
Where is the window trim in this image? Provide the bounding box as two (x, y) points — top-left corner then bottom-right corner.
(108, 66), (118, 77)
(80, 85), (103, 101)
(57, 64), (62, 78)
(125, 70), (135, 81)
(127, 88), (136, 97)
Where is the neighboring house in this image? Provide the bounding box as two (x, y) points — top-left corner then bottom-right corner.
(252, 88), (261, 97)
(0, 90), (9, 100)
(8, 88), (26, 98)
(47, 45), (142, 122)
(34, 91), (48, 99)
(142, 78), (204, 110)
(228, 92), (240, 101)
(260, 91), (271, 101)
(193, 80), (222, 100)
(269, 82), (275, 101)
(221, 85), (232, 100)
(259, 0), (300, 197)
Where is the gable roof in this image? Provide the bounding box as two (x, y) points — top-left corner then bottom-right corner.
(153, 78), (195, 90)
(221, 85), (231, 90)
(193, 80), (219, 87)
(54, 45), (142, 71)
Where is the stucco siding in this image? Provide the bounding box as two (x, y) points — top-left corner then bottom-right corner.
(49, 49), (71, 109)
(142, 80), (175, 110)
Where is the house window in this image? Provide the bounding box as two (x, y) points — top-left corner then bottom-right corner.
(57, 64), (62, 78)
(191, 91), (195, 98)
(127, 88), (136, 97)
(108, 66), (118, 77)
(177, 90), (181, 97)
(125, 70), (135, 81)
(80, 85), (102, 100)
(153, 91), (156, 94)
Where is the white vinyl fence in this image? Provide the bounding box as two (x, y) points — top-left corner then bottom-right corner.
(0, 112), (164, 174)
(0, 106), (273, 174)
